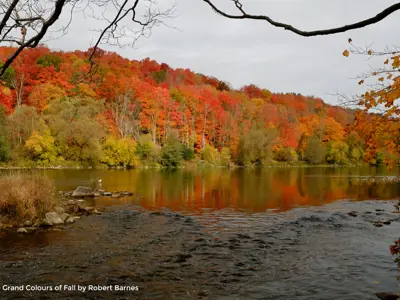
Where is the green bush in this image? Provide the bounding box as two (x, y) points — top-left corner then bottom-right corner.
(44, 97), (104, 166)
(220, 147), (231, 166)
(349, 147), (364, 161)
(181, 145), (195, 161)
(370, 152), (385, 166)
(326, 141), (349, 165)
(304, 136), (326, 164)
(25, 129), (58, 164)
(136, 134), (160, 164)
(101, 136), (139, 168)
(201, 144), (220, 165)
(237, 126), (278, 165)
(0, 106), (10, 162)
(161, 136), (183, 168)
(274, 147), (298, 162)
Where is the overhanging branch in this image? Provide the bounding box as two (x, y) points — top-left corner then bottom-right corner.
(202, 0), (400, 37)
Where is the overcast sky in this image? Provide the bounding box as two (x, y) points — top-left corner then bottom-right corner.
(47, 0), (400, 105)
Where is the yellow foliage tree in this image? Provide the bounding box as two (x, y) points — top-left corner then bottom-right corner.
(101, 136), (139, 168)
(25, 130), (57, 164)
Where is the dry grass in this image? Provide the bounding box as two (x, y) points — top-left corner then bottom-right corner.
(0, 173), (58, 224)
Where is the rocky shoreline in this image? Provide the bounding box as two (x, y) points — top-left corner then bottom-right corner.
(0, 186), (135, 233)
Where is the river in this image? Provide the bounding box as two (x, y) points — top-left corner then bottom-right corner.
(1, 166), (400, 299)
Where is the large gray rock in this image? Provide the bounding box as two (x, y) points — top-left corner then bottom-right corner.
(17, 228), (28, 234)
(72, 186), (95, 198)
(59, 213), (70, 222)
(54, 206), (65, 214)
(23, 220), (33, 227)
(65, 217), (75, 224)
(40, 219), (53, 227)
(44, 212), (64, 225)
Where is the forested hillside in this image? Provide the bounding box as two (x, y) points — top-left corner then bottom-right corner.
(0, 46), (392, 167)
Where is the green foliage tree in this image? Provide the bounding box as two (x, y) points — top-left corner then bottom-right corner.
(274, 147), (298, 162)
(220, 147), (231, 166)
(201, 144), (220, 165)
(36, 54), (64, 71)
(0, 106), (10, 162)
(7, 105), (46, 148)
(237, 126), (278, 165)
(181, 144), (195, 161)
(0, 62), (16, 87)
(304, 136), (326, 164)
(45, 97), (104, 165)
(370, 152), (385, 166)
(326, 141), (349, 165)
(25, 129), (57, 164)
(101, 136), (139, 168)
(136, 134), (160, 164)
(160, 135), (183, 168)
(349, 147), (364, 162)
(346, 132), (365, 162)
(152, 70), (167, 84)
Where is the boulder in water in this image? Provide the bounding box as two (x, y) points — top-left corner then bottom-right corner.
(54, 206), (65, 214)
(347, 211), (357, 217)
(59, 213), (70, 222)
(376, 292), (399, 300)
(65, 216), (75, 224)
(23, 220), (33, 227)
(373, 221), (384, 227)
(44, 212), (64, 225)
(72, 186), (95, 198)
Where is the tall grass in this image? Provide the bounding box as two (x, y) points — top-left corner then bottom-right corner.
(0, 173), (58, 224)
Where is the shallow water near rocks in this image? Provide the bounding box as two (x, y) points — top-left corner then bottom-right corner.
(1, 167), (400, 299)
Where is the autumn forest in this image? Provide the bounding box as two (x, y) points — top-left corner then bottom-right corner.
(0, 46), (396, 168)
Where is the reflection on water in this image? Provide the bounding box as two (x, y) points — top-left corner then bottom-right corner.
(1, 167), (400, 299)
(11, 166), (399, 212)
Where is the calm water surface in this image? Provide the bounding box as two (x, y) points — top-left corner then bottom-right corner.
(34, 166), (400, 212)
(1, 166), (400, 299)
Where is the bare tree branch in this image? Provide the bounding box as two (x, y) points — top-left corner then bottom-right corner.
(88, 0), (176, 71)
(0, 0), (67, 76)
(202, 0), (400, 37)
(0, 0), (20, 35)
(1, 0), (400, 79)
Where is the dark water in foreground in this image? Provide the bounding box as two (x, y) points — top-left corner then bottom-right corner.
(1, 167), (400, 299)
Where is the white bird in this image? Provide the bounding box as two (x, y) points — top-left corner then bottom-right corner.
(96, 179), (103, 190)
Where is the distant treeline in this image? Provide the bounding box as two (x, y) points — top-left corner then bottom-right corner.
(0, 46), (394, 168)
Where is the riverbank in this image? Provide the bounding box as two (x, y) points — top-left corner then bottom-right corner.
(0, 174), (134, 232)
(0, 160), (374, 170)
